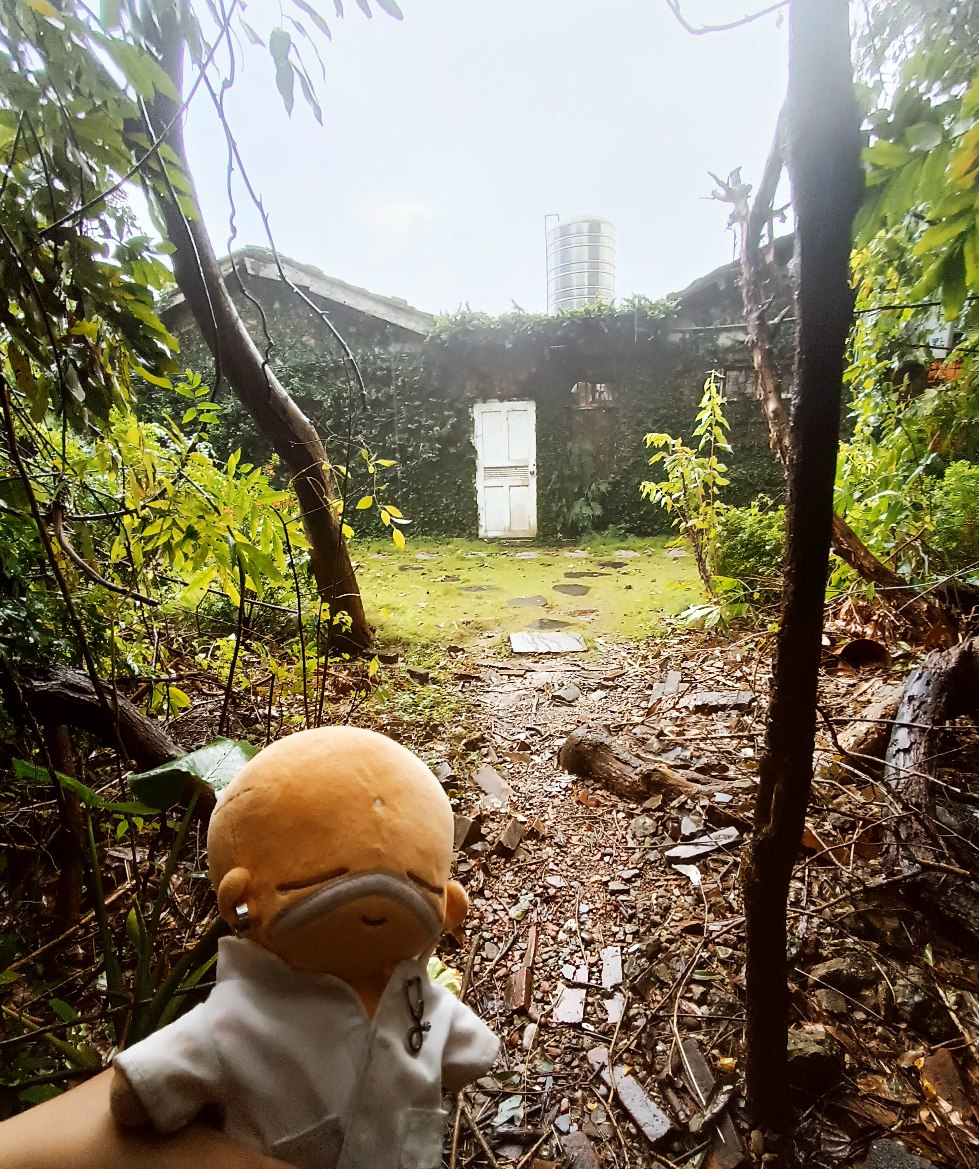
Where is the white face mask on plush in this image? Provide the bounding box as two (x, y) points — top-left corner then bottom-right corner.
(269, 870), (442, 941)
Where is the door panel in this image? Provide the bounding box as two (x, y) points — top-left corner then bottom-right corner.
(473, 401), (537, 539)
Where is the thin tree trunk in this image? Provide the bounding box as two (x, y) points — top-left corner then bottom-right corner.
(713, 95), (953, 635)
(143, 14), (371, 654)
(741, 0), (862, 1139)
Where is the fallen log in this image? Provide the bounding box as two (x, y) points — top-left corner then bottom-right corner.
(882, 639), (979, 940)
(11, 665), (182, 771)
(558, 728), (704, 802)
(835, 682), (904, 764)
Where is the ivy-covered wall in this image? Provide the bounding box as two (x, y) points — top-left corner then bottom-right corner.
(162, 252), (790, 540)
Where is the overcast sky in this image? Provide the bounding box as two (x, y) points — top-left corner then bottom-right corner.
(183, 0), (789, 316)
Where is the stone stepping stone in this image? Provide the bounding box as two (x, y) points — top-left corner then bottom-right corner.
(530, 617), (572, 631)
(564, 549), (589, 558)
(614, 549), (640, 559)
(398, 565), (423, 572)
(461, 584), (499, 592)
(415, 552), (438, 560)
(514, 551), (539, 559)
(665, 549), (689, 558)
(598, 560), (630, 569)
(510, 631), (587, 654)
(564, 570), (608, 579)
(553, 583), (590, 597)
(507, 595), (547, 607)
(437, 575), (461, 582)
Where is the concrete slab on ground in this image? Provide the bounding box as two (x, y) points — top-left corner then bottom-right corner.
(510, 632), (587, 654)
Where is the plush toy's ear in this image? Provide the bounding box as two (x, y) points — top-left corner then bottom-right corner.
(216, 866), (252, 930)
(443, 881), (469, 933)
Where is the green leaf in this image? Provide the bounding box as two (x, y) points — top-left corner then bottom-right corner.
(963, 225), (979, 291)
(914, 213), (973, 256)
(355, 0), (372, 16)
(27, 0), (58, 15)
(241, 20), (265, 47)
(291, 0), (332, 39)
(49, 997), (80, 1023)
(941, 246), (968, 320)
(904, 121), (942, 151)
(269, 27), (293, 64)
(275, 60), (296, 116)
(166, 685), (191, 713)
(133, 364), (173, 390)
(128, 738), (259, 810)
(355, 495), (373, 509)
(18, 1085), (61, 1105)
(373, 0), (404, 16)
(863, 139), (912, 169)
(296, 68), (323, 124)
(100, 39), (179, 101)
(11, 760), (156, 816)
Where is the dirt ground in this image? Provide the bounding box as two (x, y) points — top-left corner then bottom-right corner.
(3, 626), (977, 1167)
(434, 633), (979, 1169)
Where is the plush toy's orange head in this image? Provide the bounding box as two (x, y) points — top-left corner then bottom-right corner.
(207, 727), (467, 986)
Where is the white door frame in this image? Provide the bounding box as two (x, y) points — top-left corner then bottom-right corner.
(472, 400), (537, 538)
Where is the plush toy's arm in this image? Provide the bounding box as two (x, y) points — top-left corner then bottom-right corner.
(111, 1004), (223, 1134)
(442, 997), (500, 1094)
(109, 1064), (151, 1126)
(0, 1070), (291, 1169)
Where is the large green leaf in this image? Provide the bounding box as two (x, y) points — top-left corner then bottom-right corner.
(12, 760), (155, 816)
(128, 738), (258, 810)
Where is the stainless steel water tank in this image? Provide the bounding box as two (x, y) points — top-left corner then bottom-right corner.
(546, 216), (615, 313)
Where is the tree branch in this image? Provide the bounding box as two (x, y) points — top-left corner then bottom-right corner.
(50, 498), (158, 607)
(665, 0), (787, 36)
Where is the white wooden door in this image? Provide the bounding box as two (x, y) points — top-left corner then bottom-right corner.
(473, 400), (537, 538)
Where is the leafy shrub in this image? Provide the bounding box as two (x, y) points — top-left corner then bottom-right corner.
(716, 500), (785, 596)
(642, 373), (731, 592)
(931, 461), (979, 571)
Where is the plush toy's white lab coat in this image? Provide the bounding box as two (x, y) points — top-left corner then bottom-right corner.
(114, 937), (499, 1169)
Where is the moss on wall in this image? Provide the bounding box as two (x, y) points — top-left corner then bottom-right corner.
(161, 274), (787, 540)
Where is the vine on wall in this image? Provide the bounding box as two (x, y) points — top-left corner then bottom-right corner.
(161, 281), (785, 539)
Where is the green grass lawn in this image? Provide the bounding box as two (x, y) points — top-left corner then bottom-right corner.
(354, 534), (703, 653)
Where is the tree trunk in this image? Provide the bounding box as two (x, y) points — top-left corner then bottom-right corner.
(741, 0), (862, 1138)
(879, 639), (979, 940)
(43, 722), (85, 924)
(13, 665), (182, 770)
(713, 91), (954, 638)
(143, 15), (371, 654)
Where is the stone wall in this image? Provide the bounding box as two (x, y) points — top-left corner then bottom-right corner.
(160, 246), (792, 540)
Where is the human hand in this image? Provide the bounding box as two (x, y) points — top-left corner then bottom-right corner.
(0, 1070), (291, 1169)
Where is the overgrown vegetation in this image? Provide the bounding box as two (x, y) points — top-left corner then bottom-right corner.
(1, 0), (979, 1157)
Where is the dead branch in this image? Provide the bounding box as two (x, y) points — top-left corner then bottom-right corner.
(558, 727), (705, 802)
(9, 665), (181, 770)
(879, 639), (979, 940)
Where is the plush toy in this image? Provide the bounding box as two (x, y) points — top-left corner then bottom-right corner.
(109, 726), (499, 1169)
